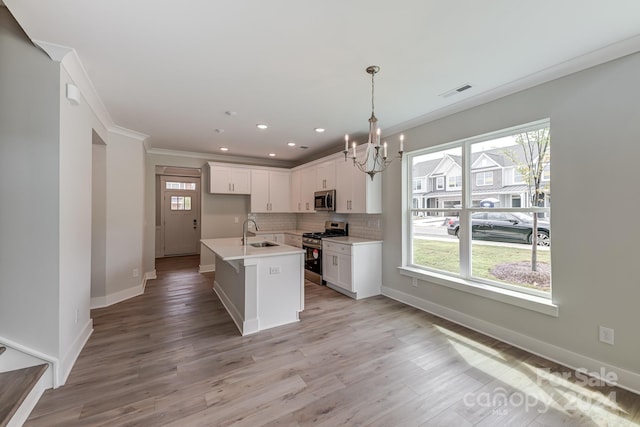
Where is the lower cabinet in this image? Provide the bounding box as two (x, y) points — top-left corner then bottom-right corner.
(284, 233), (303, 248)
(322, 239), (382, 299)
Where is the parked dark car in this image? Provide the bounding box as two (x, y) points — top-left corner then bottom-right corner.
(445, 212), (550, 246)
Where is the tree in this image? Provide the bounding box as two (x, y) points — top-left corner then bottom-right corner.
(503, 127), (550, 271)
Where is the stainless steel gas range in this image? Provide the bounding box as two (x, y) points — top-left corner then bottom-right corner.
(302, 221), (348, 284)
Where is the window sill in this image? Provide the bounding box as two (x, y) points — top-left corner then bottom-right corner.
(397, 266), (558, 317)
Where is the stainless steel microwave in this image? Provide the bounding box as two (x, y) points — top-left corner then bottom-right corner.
(314, 189), (336, 211)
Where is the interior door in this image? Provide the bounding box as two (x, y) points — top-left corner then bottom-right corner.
(162, 177), (201, 256)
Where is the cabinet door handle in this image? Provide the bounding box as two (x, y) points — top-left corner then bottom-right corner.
(228, 183), (232, 192)
(233, 183), (235, 192)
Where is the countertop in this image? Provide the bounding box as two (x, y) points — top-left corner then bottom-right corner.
(201, 237), (304, 261)
(322, 236), (383, 245)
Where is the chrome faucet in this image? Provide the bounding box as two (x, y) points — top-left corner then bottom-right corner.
(241, 219), (259, 245)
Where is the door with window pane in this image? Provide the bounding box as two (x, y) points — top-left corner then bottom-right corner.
(162, 177), (201, 256)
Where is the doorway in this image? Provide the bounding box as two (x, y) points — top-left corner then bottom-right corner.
(157, 168), (202, 257)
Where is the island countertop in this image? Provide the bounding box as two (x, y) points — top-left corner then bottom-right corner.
(201, 237), (303, 261)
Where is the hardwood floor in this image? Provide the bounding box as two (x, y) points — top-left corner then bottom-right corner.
(26, 255), (639, 426)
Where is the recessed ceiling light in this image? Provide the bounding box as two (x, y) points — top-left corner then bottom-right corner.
(225, 111), (237, 116)
(219, 147), (229, 151)
(256, 123), (268, 130)
(214, 128), (224, 133)
(287, 141), (296, 147)
(314, 128), (325, 133)
(268, 153), (276, 157)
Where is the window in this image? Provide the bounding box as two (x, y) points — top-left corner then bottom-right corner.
(407, 120), (551, 300)
(170, 196), (192, 210)
(165, 181), (197, 190)
(436, 176), (444, 190)
(448, 175), (462, 189)
(476, 171), (494, 186)
(412, 178), (423, 191)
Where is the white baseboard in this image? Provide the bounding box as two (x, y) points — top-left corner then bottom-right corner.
(7, 364), (51, 427)
(91, 282), (144, 309)
(144, 270), (157, 281)
(91, 270), (156, 310)
(382, 286), (640, 395)
(199, 264), (215, 273)
(57, 318), (92, 388)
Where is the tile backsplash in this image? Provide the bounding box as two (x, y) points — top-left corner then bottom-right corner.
(251, 212), (383, 240)
(297, 212), (383, 240)
(252, 213), (297, 231)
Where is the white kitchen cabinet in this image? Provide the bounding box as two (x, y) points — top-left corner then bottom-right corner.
(300, 166), (316, 212)
(290, 170), (302, 212)
(284, 233), (302, 248)
(335, 151), (381, 213)
(322, 238), (382, 299)
(316, 160), (336, 190)
(207, 163), (251, 194)
(251, 169), (291, 212)
(290, 165), (316, 212)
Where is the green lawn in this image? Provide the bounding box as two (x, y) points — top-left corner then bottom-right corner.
(412, 238), (551, 290)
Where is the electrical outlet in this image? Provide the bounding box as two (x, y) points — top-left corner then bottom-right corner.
(234, 217), (239, 223)
(599, 326), (615, 345)
(411, 278), (418, 288)
(133, 268), (139, 278)
(269, 266), (281, 275)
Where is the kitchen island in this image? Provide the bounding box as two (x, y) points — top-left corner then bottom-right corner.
(200, 238), (305, 335)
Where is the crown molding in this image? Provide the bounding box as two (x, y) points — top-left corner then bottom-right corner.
(33, 39), (73, 62)
(108, 125), (149, 142)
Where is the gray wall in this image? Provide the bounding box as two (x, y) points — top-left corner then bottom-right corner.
(382, 52), (640, 377)
(0, 7), (61, 354)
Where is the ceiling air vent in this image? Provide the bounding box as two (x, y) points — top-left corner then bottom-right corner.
(439, 83), (473, 98)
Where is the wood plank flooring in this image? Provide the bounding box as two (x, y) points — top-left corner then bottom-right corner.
(25, 255), (640, 426)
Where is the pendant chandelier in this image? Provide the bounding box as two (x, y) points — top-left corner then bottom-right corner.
(343, 65), (404, 180)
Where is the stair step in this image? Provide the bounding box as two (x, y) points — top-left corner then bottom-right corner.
(0, 364), (48, 427)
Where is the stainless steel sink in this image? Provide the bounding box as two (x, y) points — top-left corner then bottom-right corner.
(249, 241), (279, 248)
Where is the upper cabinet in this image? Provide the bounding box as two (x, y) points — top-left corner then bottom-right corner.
(316, 160), (336, 190)
(291, 165), (316, 213)
(207, 163), (251, 194)
(251, 169), (291, 212)
(335, 153), (381, 214)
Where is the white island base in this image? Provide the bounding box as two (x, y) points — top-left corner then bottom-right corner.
(202, 238), (304, 336)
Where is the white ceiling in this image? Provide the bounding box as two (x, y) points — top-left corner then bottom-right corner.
(4, 1), (640, 163)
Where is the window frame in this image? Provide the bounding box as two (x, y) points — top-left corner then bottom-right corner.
(401, 119), (557, 316)
(447, 175), (462, 189)
(475, 171), (494, 186)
